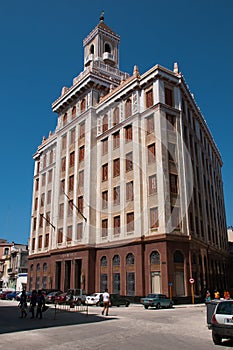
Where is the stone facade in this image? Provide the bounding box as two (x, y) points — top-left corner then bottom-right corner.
(27, 17), (229, 299)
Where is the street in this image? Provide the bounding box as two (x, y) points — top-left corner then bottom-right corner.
(0, 301), (233, 349)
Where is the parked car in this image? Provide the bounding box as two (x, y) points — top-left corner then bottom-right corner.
(0, 291), (13, 300)
(85, 293), (103, 305)
(54, 292), (68, 304)
(66, 289), (86, 305)
(209, 300), (233, 345)
(45, 291), (63, 304)
(140, 294), (174, 309)
(99, 294), (130, 307)
(6, 291), (20, 300)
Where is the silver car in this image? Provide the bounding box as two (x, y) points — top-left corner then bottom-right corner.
(210, 300), (233, 345)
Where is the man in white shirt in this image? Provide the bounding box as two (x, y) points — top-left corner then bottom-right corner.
(102, 288), (110, 316)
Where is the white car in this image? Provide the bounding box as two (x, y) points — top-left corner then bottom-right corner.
(210, 300), (233, 345)
(85, 293), (103, 305)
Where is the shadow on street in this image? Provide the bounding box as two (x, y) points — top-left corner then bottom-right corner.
(0, 304), (116, 335)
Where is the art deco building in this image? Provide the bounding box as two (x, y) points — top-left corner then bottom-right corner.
(28, 15), (229, 299)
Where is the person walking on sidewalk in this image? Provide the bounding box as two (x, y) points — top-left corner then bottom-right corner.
(19, 289), (27, 318)
(30, 290), (37, 319)
(36, 290), (45, 319)
(102, 288), (111, 316)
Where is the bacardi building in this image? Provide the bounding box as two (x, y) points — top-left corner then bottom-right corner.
(28, 15), (229, 299)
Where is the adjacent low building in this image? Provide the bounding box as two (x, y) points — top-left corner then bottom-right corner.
(27, 15), (229, 299)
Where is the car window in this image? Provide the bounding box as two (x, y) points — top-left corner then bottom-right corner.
(217, 302), (233, 315)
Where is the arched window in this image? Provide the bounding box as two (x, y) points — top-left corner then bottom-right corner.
(126, 253), (134, 265)
(72, 106), (76, 119)
(104, 43), (111, 53)
(102, 114), (108, 132)
(30, 264), (33, 272)
(4, 248), (9, 256)
(174, 250), (184, 263)
(63, 113), (67, 126)
(100, 256), (107, 267)
(36, 263), (40, 272)
(43, 263), (47, 273)
(150, 251), (160, 264)
(81, 98), (86, 112)
(90, 44), (94, 54)
(125, 98), (132, 118)
(113, 107), (119, 126)
(113, 255), (120, 266)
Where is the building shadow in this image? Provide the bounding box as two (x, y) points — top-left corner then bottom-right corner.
(0, 304), (116, 335)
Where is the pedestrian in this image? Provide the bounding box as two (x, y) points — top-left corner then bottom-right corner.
(214, 290), (220, 299)
(36, 290), (45, 319)
(30, 290), (37, 319)
(224, 290), (230, 300)
(101, 288), (111, 316)
(19, 289), (27, 318)
(205, 290), (211, 302)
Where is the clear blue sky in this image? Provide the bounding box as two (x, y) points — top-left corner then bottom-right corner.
(0, 0), (232, 244)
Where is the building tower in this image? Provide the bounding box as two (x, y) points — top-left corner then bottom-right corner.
(28, 16), (229, 300)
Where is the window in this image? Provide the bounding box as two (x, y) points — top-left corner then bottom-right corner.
(45, 212), (50, 226)
(45, 234), (49, 248)
(126, 253), (135, 265)
(47, 190), (51, 205)
(69, 175), (74, 191)
(150, 207), (159, 228)
(35, 178), (39, 191)
(38, 235), (42, 249)
(146, 88), (153, 108)
(125, 125), (132, 142)
(102, 138), (108, 155)
(125, 98), (132, 118)
(113, 131), (120, 149)
(48, 169), (53, 183)
(171, 206), (180, 229)
(165, 87), (173, 106)
(36, 263), (40, 272)
(43, 154), (47, 168)
(41, 193), (45, 207)
(148, 143), (156, 163)
(58, 228), (63, 243)
(39, 214), (43, 227)
(126, 272), (135, 296)
(102, 163), (108, 181)
(4, 248), (9, 256)
(80, 98), (86, 112)
(104, 43), (111, 53)
(43, 263), (47, 273)
(37, 161), (40, 174)
(33, 218), (37, 231)
(126, 181), (134, 201)
(34, 198), (38, 211)
(59, 203), (64, 219)
(49, 150), (53, 164)
(100, 274), (108, 293)
(69, 151), (75, 167)
(61, 157), (66, 172)
(150, 251), (160, 264)
(174, 250), (184, 263)
(79, 146), (85, 162)
(127, 212), (134, 232)
(170, 174), (178, 194)
(168, 143), (176, 162)
(68, 199), (73, 216)
(166, 114), (176, 130)
(77, 223), (83, 240)
(113, 107), (120, 125)
(63, 113), (67, 126)
(149, 174), (157, 194)
(113, 255), (120, 266)
(101, 256), (107, 266)
(102, 114), (108, 132)
(32, 238), (35, 250)
(62, 135), (67, 150)
(42, 173), (46, 186)
(90, 44), (94, 54)
(113, 186), (120, 205)
(80, 122), (85, 139)
(102, 219), (108, 237)
(70, 128), (75, 144)
(146, 115), (154, 134)
(102, 190), (108, 209)
(67, 225), (72, 241)
(78, 196), (83, 213)
(78, 170), (84, 187)
(126, 152), (133, 172)
(114, 216), (121, 235)
(113, 158), (120, 177)
(72, 106), (76, 119)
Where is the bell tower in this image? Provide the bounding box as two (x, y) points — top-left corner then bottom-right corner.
(83, 11), (120, 69)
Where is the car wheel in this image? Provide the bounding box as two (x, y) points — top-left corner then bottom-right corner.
(96, 301), (99, 306)
(156, 303), (161, 309)
(212, 332), (222, 345)
(125, 302), (130, 307)
(169, 302), (173, 308)
(144, 305), (149, 309)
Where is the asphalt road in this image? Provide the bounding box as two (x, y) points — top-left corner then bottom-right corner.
(0, 301), (233, 350)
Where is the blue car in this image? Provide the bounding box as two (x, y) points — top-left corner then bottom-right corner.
(6, 291), (20, 300)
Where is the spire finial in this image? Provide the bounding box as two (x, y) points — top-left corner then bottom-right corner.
(100, 10), (104, 22)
